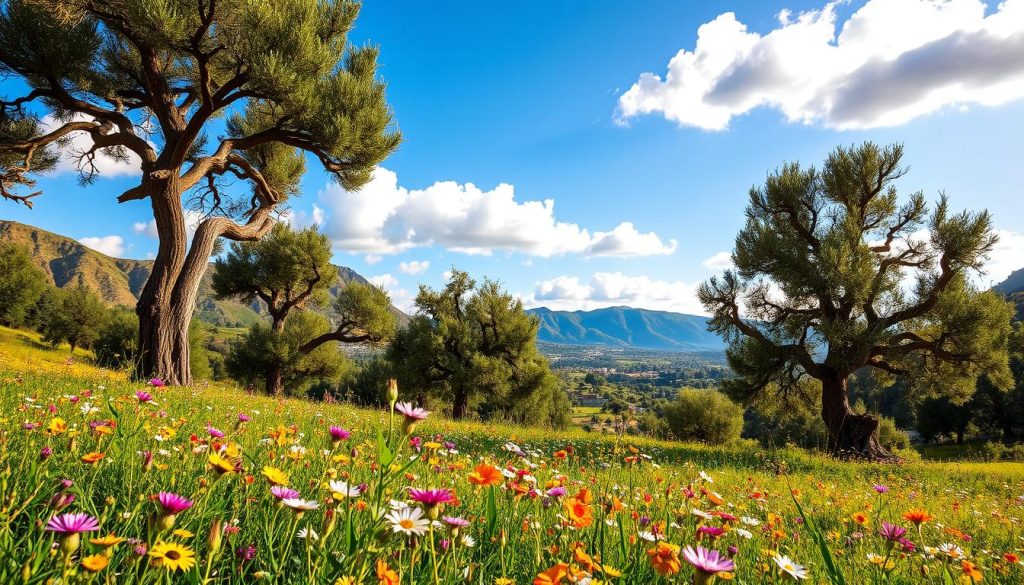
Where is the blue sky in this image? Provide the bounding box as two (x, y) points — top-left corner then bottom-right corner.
(3, 0), (1023, 314)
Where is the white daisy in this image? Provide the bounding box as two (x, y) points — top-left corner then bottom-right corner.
(328, 480), (362, 499)
(282, 498), (320, 512)
(297, 527), (319, 541)
(772, 554), (808, 580)
(937, 543), (964, 559)
(386, 506), (430, 536)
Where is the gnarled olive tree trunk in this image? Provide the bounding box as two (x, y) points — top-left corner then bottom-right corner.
(820, 373), (892, 460)
(134, 177), (274, 386)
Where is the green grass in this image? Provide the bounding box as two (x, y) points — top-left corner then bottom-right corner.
(916, 440), (991, 461)
(1, 329), (1023, 583)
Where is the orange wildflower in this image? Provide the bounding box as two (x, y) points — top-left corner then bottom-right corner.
(961, 560), (983, 582)
(376, 559), (399, 585)
(647, 541), (682, 576)
(564, 497), (593, 529)
(468, 463), (503, 486)
(81, 452), (105, 464)
(572, 544), (600, 572)
(903, 508), (934, 526)
(533, 562), (569, 585)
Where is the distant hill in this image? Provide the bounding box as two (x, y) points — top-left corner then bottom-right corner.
(994, 267), (1024, 321)
(0, 220), (409, 328)
(527, 306), (725, 351)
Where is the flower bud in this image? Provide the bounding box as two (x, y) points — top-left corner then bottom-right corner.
(208, 518), (223, 554)
(386, 379), (399, 405)
(60, 533), (80, 556)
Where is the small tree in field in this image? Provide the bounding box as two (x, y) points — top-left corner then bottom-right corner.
(227, 310), (348, 396)
(213, 223), (334, 333)
(389, 269), (570, 427)
(0, 242), (47, 327)
(699, 143), (1013, 459)
(213, 223), (395, 394)
(41, 287), (106, 352)
(0, 0), (400, 385)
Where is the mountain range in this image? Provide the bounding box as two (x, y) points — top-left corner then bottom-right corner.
(994, 267), (1024, 320)
(0, 220), (408, 327)
(527, 306), (726, 351)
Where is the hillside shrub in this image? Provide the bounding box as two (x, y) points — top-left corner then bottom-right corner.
(94, 307), (138, 369)
(664, 388), (744, 445)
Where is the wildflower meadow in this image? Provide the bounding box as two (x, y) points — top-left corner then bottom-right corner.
(1, 336), (1023, 584)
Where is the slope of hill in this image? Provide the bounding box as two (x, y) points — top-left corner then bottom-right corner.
(994, 267), (1024, 321)
(0, 220), (408, 327)
(528, 306), (725, 351)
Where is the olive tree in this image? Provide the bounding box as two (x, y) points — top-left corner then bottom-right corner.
(699, 143), (1012, 459)
(0, 0), (399, 384)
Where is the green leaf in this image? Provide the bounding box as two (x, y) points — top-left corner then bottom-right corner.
(791, 492), (846, 585)
(376, 428), (394, 467)
(486, 485), (497, 536)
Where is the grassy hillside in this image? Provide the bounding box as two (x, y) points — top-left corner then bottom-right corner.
(529, 306), (725, 351)
(0, 220), (409, 328)
(1, 331), (1022, 583)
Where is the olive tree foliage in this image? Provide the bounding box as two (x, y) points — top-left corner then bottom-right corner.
(212, 223), (334, 332)
(699, 143), (1013, 459)
(0, 242), (47, 327)
(94, 306), (138, 368)
(226, 310), (348, 396)
(388, 269), (572, 428)
(0, 0), (400, 385)
(40, 286), (106, 351)
(213, 224), (395, 393)
(663, 388), (744, 445)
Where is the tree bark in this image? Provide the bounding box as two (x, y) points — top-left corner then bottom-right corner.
(820, 374), (892, 460)
(266, 364), (285, 396)
(452, 386), (469, 419)
(135, 178), (193, 386)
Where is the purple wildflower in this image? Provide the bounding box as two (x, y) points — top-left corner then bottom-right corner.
(271, 486), (300, 500)
(409, 488), (455, 507)
(157, 492), (193, 515)
(879, 521), (907, 542)
(329, 426), (350, 442)
(45, 513), (100, 534)
(395, 402), (429, 421)
(682, 545), (736, 574)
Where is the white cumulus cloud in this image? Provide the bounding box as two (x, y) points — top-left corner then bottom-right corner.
(617, 0), (1024, 130)
(398, 260), (430, 275)
(368, 274), (400, 290)
(702, 251), (734, 270)
(523, 272), (705, 315)
(317, 167), (677, 258)
(79, 235), (126, 257)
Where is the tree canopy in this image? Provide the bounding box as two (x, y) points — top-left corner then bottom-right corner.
(388, 269), (571, 428)
(0, 0), (400, 384)
(213, 223), (335, 331)
(40, 286), (106, 352)
(0, 242), (47, 327)
(699, 142), (1013, 458)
